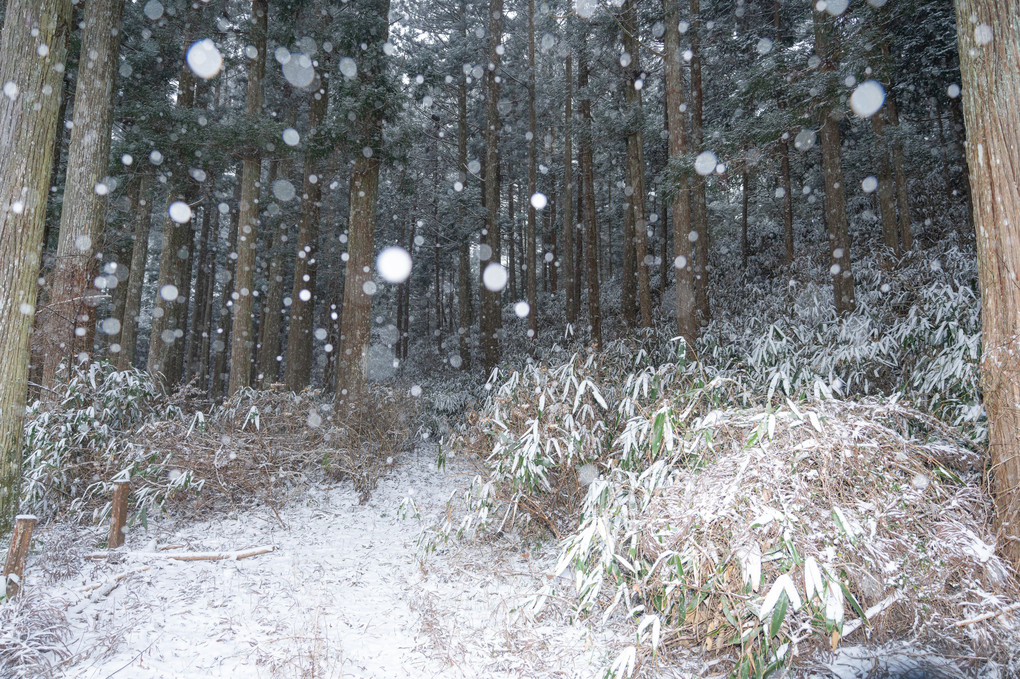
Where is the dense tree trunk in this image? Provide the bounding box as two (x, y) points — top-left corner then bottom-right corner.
(228, 0), (267, 395)
(285, 84), (330, 391)
(690, 0), (710, 326)
(479, 0), (503, 373)
(955, 0), (1020, 570)
(525, 0), (538, 340)
(872, 112), (900, 265)
(662, 0), (697, 348)
(336, 0), (391, 403)
(741, 170), (750, 269)
(40, 0), (123, 386)
(117, 173), (154, 370)
(0, 0), (71, 534)
(813, 9), (855, 316)
(882, 43), (913, 253)
(578, 47), (601, 348)
(213, 181), (241, 399)
(187, 185), (216, 383)
(254, 159), (285, 385)
(622, 0), (653, 329)
(563, 55), (577, 327)
(774, 0), (794, 265)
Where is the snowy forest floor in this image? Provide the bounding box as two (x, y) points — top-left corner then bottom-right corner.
(14, 442), (996, 679)
(16, 448), (641, 679)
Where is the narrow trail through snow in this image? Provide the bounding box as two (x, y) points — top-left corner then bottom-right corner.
(29, 449), (623, 679)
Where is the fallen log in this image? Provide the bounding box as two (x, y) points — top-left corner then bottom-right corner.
(85, 545), (275, 562)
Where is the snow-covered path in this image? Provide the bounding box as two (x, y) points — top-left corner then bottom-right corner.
(25, 450), (621, 679)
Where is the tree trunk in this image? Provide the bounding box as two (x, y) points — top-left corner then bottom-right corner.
(117, 173), (154, 370)
(563, 55), (577, 326)
(579, 46), (602, 348)
(40, 0), (123, 386)
(335, 0), (391, 404)
(690, 0), (710, 326)
(526, 0), (538, 340)
(955, 0), (1020, 569)
(872, 112), (900, 265)
(774, 0), (794, 266)
(227, 0), (267, 395)
(882, 43), (913, 252)
(285, 85), (329, 391)
(187, 184), (216, 383)
(741, 170), (750, 269)
(479, 0), (504, 373)
(212, 181), (241, 399)
(253, 159), (284, 384)
(813, 8), (855, 316)
(622, 0), (653, 328)
(662, 0), (697, 348)
(0, 0), (71, 534)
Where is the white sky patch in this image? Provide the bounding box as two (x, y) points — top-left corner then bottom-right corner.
(376, 246), (412, 283)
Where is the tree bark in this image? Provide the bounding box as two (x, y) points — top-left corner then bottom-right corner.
(690, 0), (710, 326)
(813, 8), (855, 316)
(526, 0), (538, 340)
(662, 0), (697, 348)
(335, 0), (391, 404)
(285, 84), (329, 391)
(228, 0), (267, 395)
(579, 46), (601, 348)
(872, 112), (900, 265)
(955, 0), (1020, 569)
(621, 0), (652, 329)
(774, 0), (794, 265)
(0, 0), (71, 534)
(117, 172), (154, 371)
(212, 180), (241, 399)
(479, 0), (504, 373)
(563, 55), (577, 326)
(40, 0), (123, 386)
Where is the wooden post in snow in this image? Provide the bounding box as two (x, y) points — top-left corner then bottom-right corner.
(3, 515), (38, 599)
(108, 480), (130, 549)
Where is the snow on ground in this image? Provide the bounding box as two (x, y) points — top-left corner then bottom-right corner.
(22, 448), (645, 679)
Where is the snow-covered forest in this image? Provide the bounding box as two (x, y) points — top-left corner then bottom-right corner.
(1, 0), (1019, 676)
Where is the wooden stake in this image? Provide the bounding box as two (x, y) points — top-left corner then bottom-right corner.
(108, 480), (130, 549)
(4, 515), (38, 599)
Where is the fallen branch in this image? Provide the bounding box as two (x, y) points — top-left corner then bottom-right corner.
(953, 602), (1020, 627)
(85, 545), (275, 562)
(78, 566), (150, 593)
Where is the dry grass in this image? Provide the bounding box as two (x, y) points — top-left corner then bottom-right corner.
(127, 384), (419, 517)
(619, 398), (1018, 674)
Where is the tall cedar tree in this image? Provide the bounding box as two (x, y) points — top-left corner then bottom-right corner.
(40, 0), (124, 387)
(335, 0), (393, 404)
(0, 0), (71, 533)
(955, 0), (1020, 569)
(228, 0), (268, 395)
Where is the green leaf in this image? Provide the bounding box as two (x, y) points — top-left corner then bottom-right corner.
(769, 591), (789, 639)
(839, 579), (867, 624)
